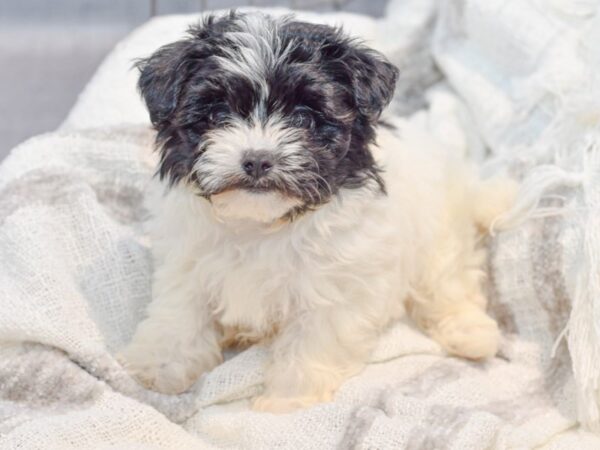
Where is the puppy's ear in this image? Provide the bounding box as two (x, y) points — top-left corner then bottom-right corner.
(136, 39), (196, 127)
(347, 46), (398, 121)
(137, 13), (239, 127)
(283, 21), (397, 121)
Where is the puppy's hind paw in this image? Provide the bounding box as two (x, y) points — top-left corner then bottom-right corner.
(431, 309), (500, 360)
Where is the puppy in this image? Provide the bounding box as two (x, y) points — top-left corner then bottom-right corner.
(120, 12), (516, 412)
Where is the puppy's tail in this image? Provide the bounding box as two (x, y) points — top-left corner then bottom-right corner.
(476, 166), (584, 235)
(471, 176), (519, 233)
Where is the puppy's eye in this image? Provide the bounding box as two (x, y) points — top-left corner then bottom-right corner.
(291, 106), (314, 128)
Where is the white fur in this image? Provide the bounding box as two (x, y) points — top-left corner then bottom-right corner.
(194, 113), (311, 197)
(215, 13), (292, 101)
(120, 122), (517, 412)
(211, 190), (302, 224)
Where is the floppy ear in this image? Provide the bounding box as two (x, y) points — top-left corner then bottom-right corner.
(348, 45), (399, 121)
(137, 13), (241, 127)
(136, 39), (196, 128)
(282, 21), (397, 122)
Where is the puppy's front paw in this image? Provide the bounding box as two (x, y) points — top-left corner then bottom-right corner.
(431, 309), (500, 360)
(118, 348), (211, 394)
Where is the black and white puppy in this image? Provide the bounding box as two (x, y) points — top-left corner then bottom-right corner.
(120, 11), (516, 412)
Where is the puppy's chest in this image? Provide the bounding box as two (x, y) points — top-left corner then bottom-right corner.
(204, 238), (301, 335)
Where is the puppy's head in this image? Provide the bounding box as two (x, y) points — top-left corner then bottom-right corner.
(138, 12), (398, 223)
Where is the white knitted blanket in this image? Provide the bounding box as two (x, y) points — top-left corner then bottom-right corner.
(2, 1), (600, 448)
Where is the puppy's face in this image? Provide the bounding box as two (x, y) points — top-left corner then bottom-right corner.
(138, 12), (397, 223)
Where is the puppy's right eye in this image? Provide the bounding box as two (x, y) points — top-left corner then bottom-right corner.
(291, 106), (314, 129)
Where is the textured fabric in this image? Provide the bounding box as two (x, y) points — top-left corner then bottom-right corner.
(1, 2), (600, 449)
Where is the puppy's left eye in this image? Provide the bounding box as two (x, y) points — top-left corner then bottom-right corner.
(290, 106), (314, 128)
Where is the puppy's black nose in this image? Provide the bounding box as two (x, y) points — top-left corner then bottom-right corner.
(242, 152), (274, 179)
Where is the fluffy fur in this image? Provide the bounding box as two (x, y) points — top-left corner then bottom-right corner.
(119, 12), (517, 413)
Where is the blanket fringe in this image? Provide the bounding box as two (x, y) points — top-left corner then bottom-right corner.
(488, 134), (600, 431)
(565, 135), (600, 431)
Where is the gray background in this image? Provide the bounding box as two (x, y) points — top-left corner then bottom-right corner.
(0, 0), (390, 160)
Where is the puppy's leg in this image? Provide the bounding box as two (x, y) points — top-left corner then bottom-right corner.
(252, 306), (378, 413)
(409, 272), (500, 360)
(407, 177), (517, 360)
(119, 260), (221, 394)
